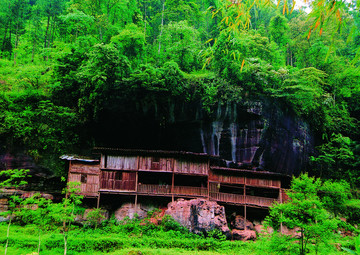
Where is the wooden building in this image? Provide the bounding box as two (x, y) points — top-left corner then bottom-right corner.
(63, 148), (289, 212)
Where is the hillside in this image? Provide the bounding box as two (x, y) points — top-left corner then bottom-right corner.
(0, 0), (359, 184)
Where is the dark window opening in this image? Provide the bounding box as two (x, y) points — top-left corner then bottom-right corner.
(81, 174), (87, 183)
(246, 187), (279, 198)
(115, 171), (122, 180)
(138, 172), (171, 185)
(151, 157), (160, 170)
(219, 184), (243, 194)
(174, 175), (207, 187)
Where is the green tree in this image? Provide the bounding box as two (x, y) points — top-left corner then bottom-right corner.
(111, 23), (145, 68)
(269, 14), (289, 64)
(76, 43), (131, 121)
(0, 169), (29, 255)
(266, 173), (339, 255)
(19, 193), (53, 254)
(319, 179), (351, 217)
(157, 20), (201, 72)
(48, 181), (83, 255)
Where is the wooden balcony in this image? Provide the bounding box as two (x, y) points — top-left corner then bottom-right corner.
(99, 183), (277, 208)
(137, 184), (207, 197)
(210, 192), (245, 204)
(246, 195), (278, 207)
(138, 184), (171, 194)
(209, 192), (278, 208)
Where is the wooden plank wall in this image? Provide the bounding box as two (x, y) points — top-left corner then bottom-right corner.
(106, 156), (137, 170)
(138, 157), (174, 171)
(246, 178), (281, 188)
(209, 171), (245, 184)
(70, 162), (100, 175)
(100, 171), (136, 191)
(246, 196), (277, 207)
(68, 172), (99, 196)
(174, 160), (207, 175)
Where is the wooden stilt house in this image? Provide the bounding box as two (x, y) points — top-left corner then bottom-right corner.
(63, 148), (289, 211)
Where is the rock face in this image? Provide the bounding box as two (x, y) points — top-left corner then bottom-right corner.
(231, 215), (256, 241)
(98, 99), (313, 176)
(232, 229), (257, 241)
(231, 215), (254, 230)
(165, 198), (230, 236)
(114, 203), (147, 221)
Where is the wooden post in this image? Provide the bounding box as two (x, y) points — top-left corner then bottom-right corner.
(244, 177), (247, 222)
(279, 188), (283, 234)
(207, 159), (210, 200)
(97, 192), (100, 209)
(135, 171), (139, 212)
(172, 159), (176, 202)
(171, 171), (174, 203)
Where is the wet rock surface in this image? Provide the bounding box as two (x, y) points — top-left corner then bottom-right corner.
(165, 198), (230, 236)
(231, 215), (254, 230)
(232, 229), (257, 241)
(114, 203), (150, 221)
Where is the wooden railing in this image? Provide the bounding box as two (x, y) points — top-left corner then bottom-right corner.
(173, 186), (208, 196)
(246, 195), (278, 207)
(209, 192), (277, 207)
(100, 183), (278, 208)
(245, 178), (281, 188)
(137, 184), (207, 197)
(210, 192), (245, 204)
(100, 180), (135, 191)
(138, 184), (171, 194)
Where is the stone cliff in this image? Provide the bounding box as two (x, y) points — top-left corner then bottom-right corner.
(0, 98), (314, 178)
(97, 98), (314, 175)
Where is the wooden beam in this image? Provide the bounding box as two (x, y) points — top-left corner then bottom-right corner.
(244, 177), (247, 222)
(279, 188), (283, 234)
(135, 171), (139, 213)
(97, 192), (100, 209)
(172, 159), (176, 202)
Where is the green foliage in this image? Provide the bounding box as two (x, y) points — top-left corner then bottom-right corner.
(269, 14), (289, 49)
(311, 134), (357, 184)
(0, 0), (359, 201)
(111, 23), (145, 67)
(85, 209), (106, 229)
(76, 43), (131, 120)
(0, 169), (29, 189)
(157, 20), (202, 72)
(319, 179), (352, 216)
(342, 235), (360, 255)
(266, 173), (340, 255)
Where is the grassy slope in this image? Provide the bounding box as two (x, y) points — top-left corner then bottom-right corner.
(0, 224), (351, 255)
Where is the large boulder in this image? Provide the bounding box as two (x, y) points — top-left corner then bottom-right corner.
(281, 226), (301, 238)
(114, 203), (148, 221)
(231, 215), (254, 230)
(254, 224), (273, 235)
(165, 198), (230, 236)
(232, 229), (257, 241)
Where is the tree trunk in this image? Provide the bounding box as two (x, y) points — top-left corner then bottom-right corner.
(13, 24), (19, 65)
(32, 38), (36, 62)
(2, 22), (8, 51)
(5, 217), (12, 255)
(158, 1), (165, 54)
(144, 0), (146, 38)
(300, 228), (304, 255)
(63, 233), (67, 255)
(44, 15), (50, 61)
(38, 232), (41, 254)
(44, 15), (50, 48)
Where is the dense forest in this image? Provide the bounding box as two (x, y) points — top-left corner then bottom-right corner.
(1, 0), (360, 184)
(1, 0), (360, 254)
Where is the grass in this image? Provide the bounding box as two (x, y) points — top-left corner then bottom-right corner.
(0, 221), (353, 255)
